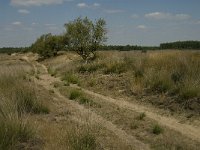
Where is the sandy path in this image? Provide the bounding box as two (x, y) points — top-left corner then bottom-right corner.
(71, 85), (200, 142)
(30, 59), (150, 150)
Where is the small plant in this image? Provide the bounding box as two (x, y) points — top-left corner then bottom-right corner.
(134, 69), (144, 78)
(130, 121), (138, 129)
(79, 97), (90, 104)
(15, 86), (49, 114)
(104, 62), (127, 74)
(48, 67), (57, 76)
(69, 90), (82, 100)
(152, 124), (163, 135)
(66, 125), (97, 150)
(62, 73), (79, 84)
(35, 74), (40, 79)
(137, 112), (146, 120)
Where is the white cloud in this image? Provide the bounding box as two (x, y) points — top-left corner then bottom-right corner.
(18, 9), (30, 14)
(137, 25), (147, 29)
(11, 0), (71, 7)
(77, 2), (100, 8)
(77, 3), (88, 8)
(197, 21), (200, 24)
(145, 12), (190, 20)
(131, 14), (139, 19)
(12, 21), (22, 25)
(31, 22), (38, 26)
(104, 9), (124, 14)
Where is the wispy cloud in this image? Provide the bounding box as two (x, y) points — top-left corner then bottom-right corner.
(77, 2), (100, 8)
(77, 3), (88, 8)
(145, 12), (190, 20)
(31, 22), (38, 26)
(12, 21), (22, 25)
(131, 14), (139, 19)
(11, 0), (72, 7)
(137, 25), (147, 30)
(18, 9), (30, 14)
(104, 9), (124, 14)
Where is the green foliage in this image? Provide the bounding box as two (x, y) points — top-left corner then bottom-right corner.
(30, 33), (64, 59)
(64, 17), (107, 61)
(152, 124), (163, 135)
(160, 41), (200, 49)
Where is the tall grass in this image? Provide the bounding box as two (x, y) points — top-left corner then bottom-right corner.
(0, 65), (48, 149)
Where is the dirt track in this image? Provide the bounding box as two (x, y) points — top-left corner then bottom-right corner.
(23, 54), (200, 149)
(29, 57), (150, 150)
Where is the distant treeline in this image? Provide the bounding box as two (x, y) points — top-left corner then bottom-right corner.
(0, 47), (29, 54)
(1, 41), (200, 54)
(160, 41), (200, 49)
(101, 45), (159, 51)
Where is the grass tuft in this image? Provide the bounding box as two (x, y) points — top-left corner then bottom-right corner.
(152, 124), (163, 135)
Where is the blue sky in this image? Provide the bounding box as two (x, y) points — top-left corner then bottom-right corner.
(1, 0), (200, 47)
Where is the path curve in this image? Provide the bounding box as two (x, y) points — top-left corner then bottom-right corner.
(71, 85), (200, 142)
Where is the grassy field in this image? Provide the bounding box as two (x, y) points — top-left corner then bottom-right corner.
(0, 51), (200, 149)
(45, 50), (200, 114)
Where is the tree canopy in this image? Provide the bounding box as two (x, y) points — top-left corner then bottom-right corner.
(64, 17), (107, 62)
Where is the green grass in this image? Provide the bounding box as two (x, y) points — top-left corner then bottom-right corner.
(66, 125), (97, 150)
(48, 67), (57, 76)
(152, 124), (163, 135)
(15, 85), (49, 114)
(69, 89), (83, 100)
(0, 118), (35, 150)
(62, 73), (79, 84)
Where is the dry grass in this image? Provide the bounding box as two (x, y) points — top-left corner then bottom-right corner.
(54, 50), (200, 113)
(0, 61), (48, 149)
